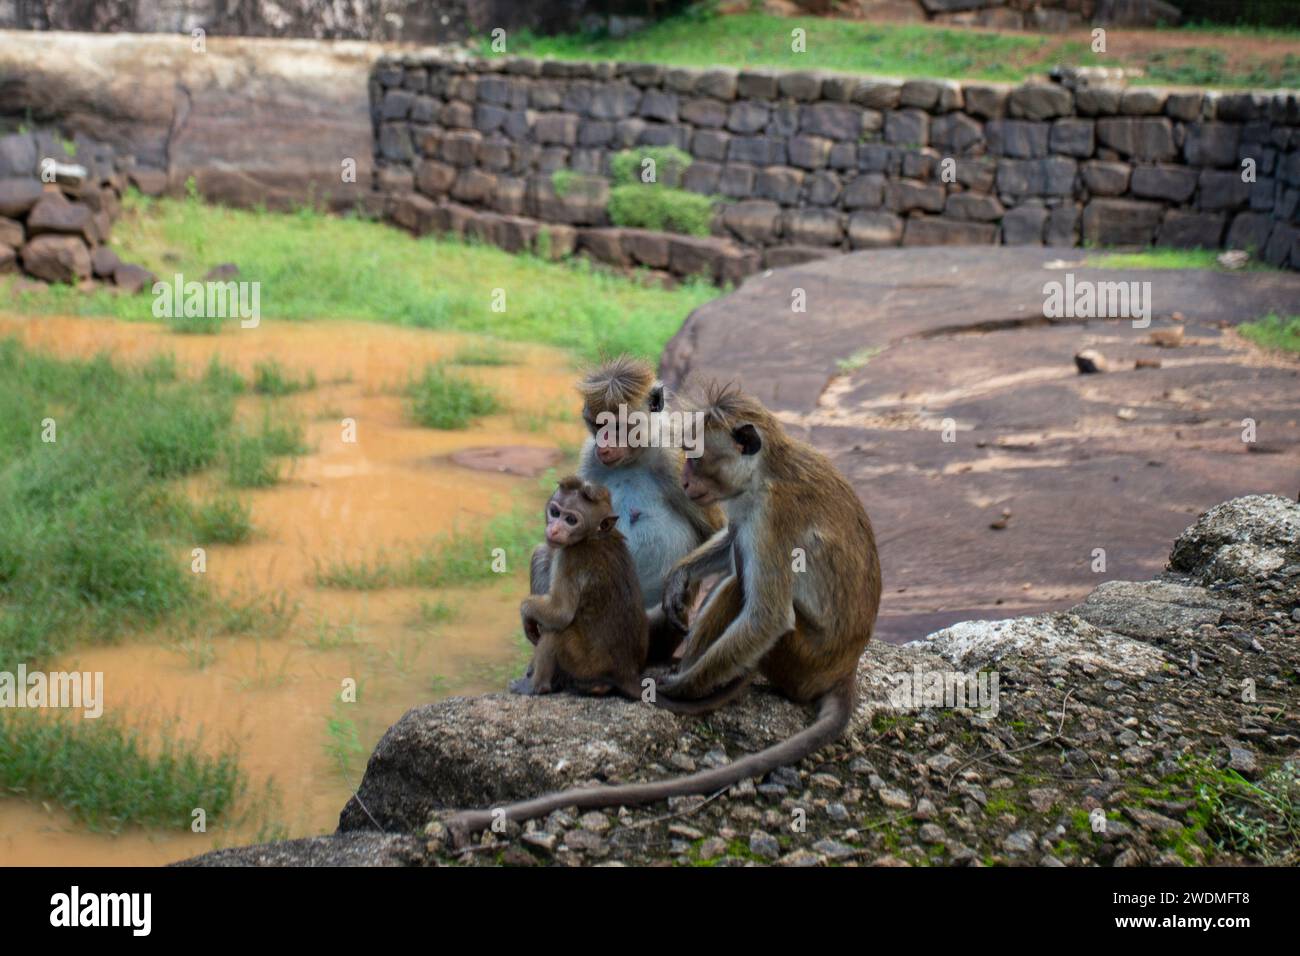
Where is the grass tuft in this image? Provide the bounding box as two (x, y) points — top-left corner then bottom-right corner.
(406, 363), (501, 429)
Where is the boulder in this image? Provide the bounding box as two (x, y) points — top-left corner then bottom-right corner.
(90, 245), (121, 278)
(1168, 494), (1300, 587)
(26, 193), (97, 242)
(0, 215), (24, 248)
(20, 234), (92, 283)
(113, 262), (156, 294)
(0, 178), (45, 218)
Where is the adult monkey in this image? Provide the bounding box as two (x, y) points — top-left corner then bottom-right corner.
(529, 355), (723, 663)
(449, 383), (881, 840)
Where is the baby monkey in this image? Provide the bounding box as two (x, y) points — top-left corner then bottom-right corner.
(511, 476), (649, 700)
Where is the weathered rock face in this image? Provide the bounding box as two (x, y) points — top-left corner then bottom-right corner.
(183, 494), (1300, 867)
(0, 31), (379, 211)
(659, 246), (1300, 644)
(1, 1), (668, 43)
(1169, 494), (1300, 586)
(335, 640), (940, 834)
(371, 53), (1300, 277)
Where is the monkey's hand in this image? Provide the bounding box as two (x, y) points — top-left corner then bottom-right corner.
(661, 566), (693, 632)
(521, 607), (542, 644)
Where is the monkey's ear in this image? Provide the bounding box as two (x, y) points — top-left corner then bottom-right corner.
(599, 514), (618, 532)
(732, 423), (762, 456)
(648, 382), (665, 413)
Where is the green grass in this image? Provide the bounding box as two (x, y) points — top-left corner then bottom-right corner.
(1240, 313), (1300, 353)
(453, 341), (515, 366)
(252, 359), (316, 396)
(0, 713), (244, 832)
(191, 496), (254, 545)
(610, 146), (693, 188)
(482, 8), (1300, 88)
(169, 313), (226, 335)
(1, 192), (716, 364)
(0, 340), (229, 671)
(484, 11), (1072, 83)
(1142, 48), (1300, 88)
(0, 339), (304, 829)
(1086, 248), (1279, 271)
(406, 363), (502, 429)
(316, 496), (541, 591)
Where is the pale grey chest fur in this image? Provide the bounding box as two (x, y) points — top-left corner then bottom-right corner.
(580, 440), (698, 608)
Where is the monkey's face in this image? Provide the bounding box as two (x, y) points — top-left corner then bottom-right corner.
(545, 490), (616, 546)
(584, 405), (644, 469)
(682, 422), (762, 505)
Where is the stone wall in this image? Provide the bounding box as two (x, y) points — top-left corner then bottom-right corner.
(371, 53), (1300, 280)
(0, 127), (155, 289)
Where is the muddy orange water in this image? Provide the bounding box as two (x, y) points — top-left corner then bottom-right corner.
(0, 314), (584, 865)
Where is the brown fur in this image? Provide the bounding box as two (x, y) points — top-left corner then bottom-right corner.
(517, 477), (648, 699)
(447, 387), (881, 842)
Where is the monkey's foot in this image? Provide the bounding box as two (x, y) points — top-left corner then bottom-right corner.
(508, 675), (534, 695)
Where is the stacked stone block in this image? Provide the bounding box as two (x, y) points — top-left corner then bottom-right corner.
(372, 53), (1300, 281)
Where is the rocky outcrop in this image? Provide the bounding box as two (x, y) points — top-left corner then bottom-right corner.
(183, 494), (1300, 867)
(1, 1), (670, 43)
(0, 31), (380, 211)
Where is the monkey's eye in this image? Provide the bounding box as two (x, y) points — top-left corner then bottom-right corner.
(548, 506), (560, 518)
(564, 515), (578, 526)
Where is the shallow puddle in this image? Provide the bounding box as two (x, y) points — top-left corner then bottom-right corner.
(0, 314), (584, 865)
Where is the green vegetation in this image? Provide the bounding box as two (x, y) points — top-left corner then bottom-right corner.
(607, 146), (717, 236)
(836, 345), (884, 372)
(316, 496), (539, 591)
(1086, 248), (1278, 271)
(453, 341), (515, 366)
(1136, 755), (1300, 866)
(609, 183), (716, 236)
(1142, 48), (1300, 88)
(191, 496), (254, 544)
(483, 7), (1300, 88)
(0, 340), (223, 670)
(406, 363), (502, 429)
(1241, 313), (1300, 353)
(1, 192), (714, 363)
(609, 146), (693, 188)
(0, 340), (303, 829)
(486, 10), (1070, 83)
(252, 359), (316, 396)
(0, 713), (244, 832)
(169, 313), (226, 335)
(224, 418), (301, 488)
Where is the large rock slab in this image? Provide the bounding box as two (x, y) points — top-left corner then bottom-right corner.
(337, 640), (945, 834)
(0, 31), (380, 211)
(176, 833), (429, 867)
(660, 247), (1300, 643)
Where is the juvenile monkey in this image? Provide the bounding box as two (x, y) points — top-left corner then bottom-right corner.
(448, 384), (881, 839)
(512, 476), (648, 699)
(529, 356), (723, 662)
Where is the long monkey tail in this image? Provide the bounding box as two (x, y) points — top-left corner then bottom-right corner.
(445, 678), (854, 846)
(639, 673), (753, 715)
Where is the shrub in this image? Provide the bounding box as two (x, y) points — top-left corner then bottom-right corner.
(609, 146), (693, 188)
(608, 183), (715, 236)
